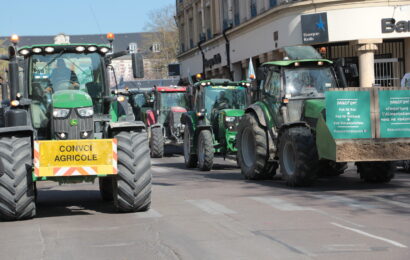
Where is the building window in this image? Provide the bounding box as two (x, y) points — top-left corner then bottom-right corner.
(269, 0), (277, 8)
(152, 42), (161, 53)
(250, 0), (257, 18)
(129, 42), (138, 53)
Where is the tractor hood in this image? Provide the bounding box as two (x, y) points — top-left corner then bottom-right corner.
(52, 90), (93, 108)
(304, 99), (325, 119)
(221, 109), (245, 117)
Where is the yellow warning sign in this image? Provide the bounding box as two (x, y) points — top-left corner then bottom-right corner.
(34, 139), (117, 177)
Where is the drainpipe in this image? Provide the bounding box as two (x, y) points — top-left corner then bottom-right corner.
(198, 40), (206, 79)
(223, 0), (234, 80)
(223, 26), (233, 80)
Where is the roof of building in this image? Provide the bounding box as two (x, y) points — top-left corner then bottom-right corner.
(0, 32), (158, 54)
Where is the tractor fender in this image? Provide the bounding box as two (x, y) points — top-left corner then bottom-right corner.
(107, 121), (146, 137)
(246, 105), (267, 127)
(0, 126), (34, 138)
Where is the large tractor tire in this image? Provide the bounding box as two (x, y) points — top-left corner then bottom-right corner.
(356, 161), (395, 183)
(150, 127), (164, 158)
(197, 130), (214, 171)
(237, 113), (277, 180)
(279, 127), (318, 186)
(99, 177), (114, 201)
(318, 160), (347, 177)
(0, 136), (36, 221)
(183, 125), (197, 168)
(114, 131), (152, 212)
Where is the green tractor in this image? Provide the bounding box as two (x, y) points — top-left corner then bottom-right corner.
(0, 34), (152, 221)
(182, 79), (250, 171)
(237, 45), (410, 186)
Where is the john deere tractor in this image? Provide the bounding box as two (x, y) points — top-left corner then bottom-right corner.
(0, 34), (152, 221)
(238, 45), (410, 186)
(182, 79), (250, 171)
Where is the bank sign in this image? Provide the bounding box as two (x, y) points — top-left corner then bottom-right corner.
(301, 13), (329, 44)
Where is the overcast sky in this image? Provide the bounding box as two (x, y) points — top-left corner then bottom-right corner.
(0, 0), (174, 36)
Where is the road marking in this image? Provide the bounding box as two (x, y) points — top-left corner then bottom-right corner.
(135, 209), (162, 218)
(331, 222), (407, 248)
(186, 199), (237, 215)
(253, 231), (316, 257)
(250, 196), (313, 211)
(313, 194), (375, 209)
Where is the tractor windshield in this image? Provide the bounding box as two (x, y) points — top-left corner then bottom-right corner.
(205, 86), (247, 120)
(284, 67), (336, 98)
(29, 52), (105, 106)
(160, 92), (186, 110)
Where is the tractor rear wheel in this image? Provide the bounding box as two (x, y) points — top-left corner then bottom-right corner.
(183, 125), (197, 168)
(99, 177), (114, 201)
(279, 127), (318, 186)
(0, 136), (36, 221)
(150, 127), (164, 158)
(356, 161), (395, 183)
(197, 130), (214, 171)
(114, 131), (152, 212)
(237, 113), (277, 180)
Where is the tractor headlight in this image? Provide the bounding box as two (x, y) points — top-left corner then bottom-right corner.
(53, 108), (70, 118)
(77, 107), (94, 117)
(225, 116), (236, 122)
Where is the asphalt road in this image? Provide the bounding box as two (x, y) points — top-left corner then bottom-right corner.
(1, 150), (410, 260)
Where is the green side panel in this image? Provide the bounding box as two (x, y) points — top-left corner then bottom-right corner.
(379, 89), (410, 138)
(325, 91), (372, 139)
(316, 114), (336, 161)
(223, 109), (245, 117)
(304, 99), (325, 119)
(186, 111), (198, 130)
(110, 101), (119, 122)
(52, 90), (92, 108)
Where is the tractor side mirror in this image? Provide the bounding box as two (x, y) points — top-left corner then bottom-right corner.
(131, 53), (144, 78)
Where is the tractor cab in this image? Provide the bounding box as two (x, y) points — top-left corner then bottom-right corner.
(258, 46), (339, 126)
(191, 79), (250, 134)
(152, 85), (188, 126)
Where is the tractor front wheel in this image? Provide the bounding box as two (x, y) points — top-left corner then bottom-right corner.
(356, 161), (395, 183)
(114, 131), (152, 212)
(279, 127), (318, 186)
(0, 136), (36, 221)
(197, 130), (214, 171)
(237, 113), (277, 180)
(150, 127), (164, 158)
(183, 125), (197, 168)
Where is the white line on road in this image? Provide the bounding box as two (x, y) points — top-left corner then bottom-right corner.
(186, 199), (237, 215)
(331, 222), (407, 248)
(135, 209), (163, 218)
(250, 196), (313, 211)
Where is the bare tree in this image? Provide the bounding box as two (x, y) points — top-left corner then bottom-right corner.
(144, 4), (179, 79)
